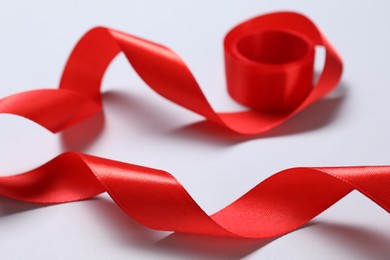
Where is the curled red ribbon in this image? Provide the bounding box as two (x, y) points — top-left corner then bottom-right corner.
(1, 152), (389, 238)
(0, 12), (387, 239)
(0, 11), (342, 134)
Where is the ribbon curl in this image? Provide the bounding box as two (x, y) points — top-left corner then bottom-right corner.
(0, 152), (389, 238)
(1, 12), (386, 239)
(0, 12), (342, 134)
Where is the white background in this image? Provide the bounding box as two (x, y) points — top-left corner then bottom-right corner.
(0, 0), (390, 259)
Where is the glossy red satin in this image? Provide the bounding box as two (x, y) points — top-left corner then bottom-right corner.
(0, 12), (386, 239)
(0, 153), (389, 238)
(0, 12), (343, 135)
(225, 27), (315, 111)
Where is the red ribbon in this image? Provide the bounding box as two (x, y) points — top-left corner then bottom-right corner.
(0, 12), (388, 239)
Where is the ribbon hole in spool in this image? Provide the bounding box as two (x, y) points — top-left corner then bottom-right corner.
(236, 30), (311, 65)
(225, 29), (315, 112)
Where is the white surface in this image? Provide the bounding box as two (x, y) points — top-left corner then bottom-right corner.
(1, 0), (390, 259)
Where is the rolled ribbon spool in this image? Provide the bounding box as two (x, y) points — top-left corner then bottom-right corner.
(225, 28), (315, 111)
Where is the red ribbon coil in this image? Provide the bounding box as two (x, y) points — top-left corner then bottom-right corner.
(1, 12), (388, 240)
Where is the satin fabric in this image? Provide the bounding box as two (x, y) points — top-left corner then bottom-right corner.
(0, 12), (342, 134)
(0, 153), (389, 238)
(0, 12), (385, 239)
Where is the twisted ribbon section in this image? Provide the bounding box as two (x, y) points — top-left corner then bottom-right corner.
(1, 12), (386, 239)
(0, 152), (389, 238)
(0, 12), (342, 134)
